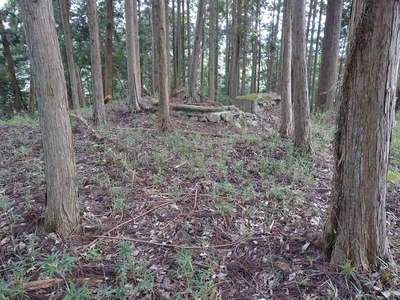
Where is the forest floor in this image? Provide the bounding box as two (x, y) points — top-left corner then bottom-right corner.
(1, 100), (400, 299)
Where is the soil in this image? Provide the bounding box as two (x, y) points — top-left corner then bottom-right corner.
(1, 101), (399, 299)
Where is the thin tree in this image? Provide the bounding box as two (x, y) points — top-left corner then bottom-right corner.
(292, 0), (313, 153)
(20, 0), (79, 236)
(188, 0), (206, 103)
(315, 0), (343, 112)
(125, 0), (141, 111)
(60, 0), (80, 110)
(154, 0), (172, 131)
(240, 0), (249, 95)
(104, 0), (113, 97)
(0, 18), (22, 112)
(87, 0), (106, 124)
(208, 0), (216, 100)
(279, 0), (292, 137)
(320, 0), (400, 270)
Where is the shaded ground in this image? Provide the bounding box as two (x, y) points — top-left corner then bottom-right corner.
(1, 102), (399, 299)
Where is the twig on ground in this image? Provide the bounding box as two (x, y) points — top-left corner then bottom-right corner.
(94, 235), (243, 250)
(81, 199), (176, 252)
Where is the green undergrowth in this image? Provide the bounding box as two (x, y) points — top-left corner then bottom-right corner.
(1, 108), (400, 298)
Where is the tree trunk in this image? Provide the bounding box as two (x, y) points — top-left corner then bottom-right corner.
(321, 0), (400, 271)
(309, 0), (324, 111)
(154, 0), (173, 131)
(21, 0), (79, 236)
(28, 64), (35, 114)
(126, 0), (141, 111)
(188, 0), (206, 103)
(60, 0), (80, 110)
(279, 0), (292, 137)
(315, 0), (343, 112)
(87, 0), (106, 124)
(104, 0), (113, 97)
(0, 19), (23, 112)
(292, 0), (313, 154)
(240, 0), (249, 96)
(208, 0), (216, 100)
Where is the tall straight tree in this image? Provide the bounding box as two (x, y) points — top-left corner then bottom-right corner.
(104, 0), (113, 97)
(87, 0), (106, 124)
(321, 0), (400, 270)
(125, 0), (141, 111)
(60, 0), (80, 110)
(315, 0), (343, 112)
(154, 0), (172, 131)
(279, 0), (292, 137)
(208, 0), (216, 100)
(188, 0), (206, 103)
(240, 0), (249, 95)
(20, 0), (79, 236)
(0, 18), (22, 112)
(292, 0), (313, 153)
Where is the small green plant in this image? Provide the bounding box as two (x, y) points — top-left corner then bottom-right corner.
(340, 260), (357, 277)
(64, 280), (91, 300)
(85, 246), (102, 261)
(0, 278), (27, 300)
(171, 251), (214, 299)
(40, 251), (80, 278)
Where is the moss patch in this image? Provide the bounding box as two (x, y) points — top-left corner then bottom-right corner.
(235, 94), (258, 101)
(388, 171), (400, 185)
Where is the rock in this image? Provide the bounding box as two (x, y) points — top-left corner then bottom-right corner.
(208, 113), (221, 123)
(221, 112), (234, 124)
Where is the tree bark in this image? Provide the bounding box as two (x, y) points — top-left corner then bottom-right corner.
(154, 0), (173, 131)
(292, 0), (313, 153)
(208, 0), (216, 100)
(20, 0), (79, 236)
(60, 0), (80, 110)
(104, 0), (113, 97)
(315, 0), (343, 112)
(188, 0), (206, 103)
(87, 0), (106, 124)
(321, 0), (400, 271)
(126, 0), (141, 111)
(0, 18), (23, 112)
(279, 0), (293, 137)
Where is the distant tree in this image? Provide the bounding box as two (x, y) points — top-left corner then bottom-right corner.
(208, 0), (216, 100)
(104, 0), (113, 97)
(265, 0), (282, 93)
(321, 0), (400, 270)
(154, 0), (172, 131)
(188, 0), (206, 103)
(240, 0), (249, 95)
(125, 0), (141, 111)
(87, 0), (106, 124)
(315, 0), (343, 112)
(292, 0), (313, 153)
(0, 18), (22, 112)
(60, 0), (80, 110)
(279, 0), (292, 137)
(20, 0), (79, 236)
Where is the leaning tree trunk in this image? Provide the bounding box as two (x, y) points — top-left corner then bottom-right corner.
(321, 0), (400, 271)
(60, 0), (80, 110)
(20, 0), (79, 236)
